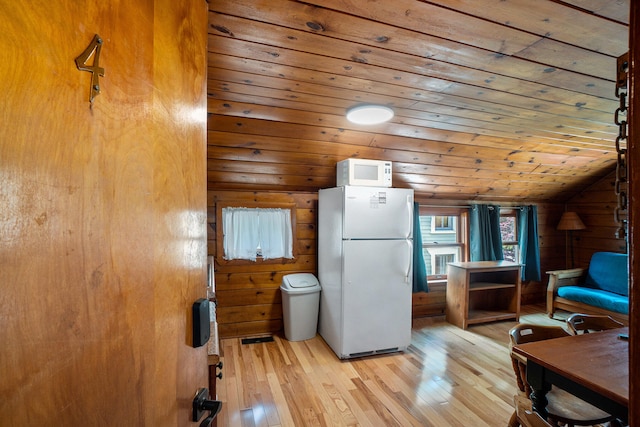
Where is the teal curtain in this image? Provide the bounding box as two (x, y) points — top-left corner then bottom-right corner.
(469, 204), (503, 261)
(412, 202), (429, 293)
(518, 205), (541, 281)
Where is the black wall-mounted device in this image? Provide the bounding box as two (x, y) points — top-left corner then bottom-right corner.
(192, 298), (210, 348)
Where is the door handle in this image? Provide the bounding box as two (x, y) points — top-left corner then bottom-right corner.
(192, 388), (222, 426)
(406, 195), (413, 238)
(405, 239), (412, 283)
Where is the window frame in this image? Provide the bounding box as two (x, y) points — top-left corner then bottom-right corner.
(500, 208), (520, 263)
(215, 202), (298, 265)
(431, 215), (456, 233)
(418, 206), (468, 283)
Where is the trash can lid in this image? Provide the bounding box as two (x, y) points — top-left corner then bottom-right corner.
(282, 273), (319, 289)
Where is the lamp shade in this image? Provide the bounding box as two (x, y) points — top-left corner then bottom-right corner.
(557, 212), (586, 231)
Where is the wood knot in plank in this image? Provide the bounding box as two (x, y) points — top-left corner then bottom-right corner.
(211, 25), (234, 37)
(306, 21), (325, 31)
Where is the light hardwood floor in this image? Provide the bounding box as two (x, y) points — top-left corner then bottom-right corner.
(215, 305), (569, 427)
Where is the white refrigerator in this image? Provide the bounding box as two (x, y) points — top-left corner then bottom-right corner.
(318, 186), (414, 359)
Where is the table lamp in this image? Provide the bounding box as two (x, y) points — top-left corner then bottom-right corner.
(557, 211), (586, 268)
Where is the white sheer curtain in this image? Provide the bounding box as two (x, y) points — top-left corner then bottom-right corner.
(259, 209), (293, 260)
(223, 208), (260, 261)
(222, 207), (293, 261)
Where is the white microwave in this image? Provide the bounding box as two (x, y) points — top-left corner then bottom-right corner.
(336, 158), (392, 187)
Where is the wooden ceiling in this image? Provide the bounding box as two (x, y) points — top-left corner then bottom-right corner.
(206, 0), (629, 202)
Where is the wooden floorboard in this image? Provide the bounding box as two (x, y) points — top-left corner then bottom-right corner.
(215, 304), (570, 427)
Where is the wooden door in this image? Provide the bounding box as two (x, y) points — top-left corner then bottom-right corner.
(0, 1), (209, 425)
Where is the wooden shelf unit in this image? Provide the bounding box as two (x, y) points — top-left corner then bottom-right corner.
(445, 261), (522, 329)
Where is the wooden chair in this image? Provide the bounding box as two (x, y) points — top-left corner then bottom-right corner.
(508, 324), (619, 427)
(566, 313), (624, 335)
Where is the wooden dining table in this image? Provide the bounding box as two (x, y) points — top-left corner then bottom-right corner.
(512, 327), (629, 424)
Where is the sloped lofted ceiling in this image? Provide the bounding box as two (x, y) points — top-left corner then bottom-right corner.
(206, 0), (629, 202)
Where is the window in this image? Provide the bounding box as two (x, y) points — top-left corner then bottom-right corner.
(216, 203), (297, 263)
(500, 210), (519, 263)
(418, 208), (467, 282)
(432, 252), (457, 274)
(431, 215), (455, 233)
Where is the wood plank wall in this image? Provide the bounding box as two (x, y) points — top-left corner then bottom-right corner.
(208, 190), (318, 338)
(567, 170), (628, 266)
(207, 189), (587, 338)
(207, 173), (623, 339)
(411, 174), (627, 318)
(410, 200), (565, 319)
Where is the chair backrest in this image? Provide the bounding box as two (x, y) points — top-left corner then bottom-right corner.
(566, 313), (624, 335)
(508, 324), (570, 394)
(509, 323), (570, 346)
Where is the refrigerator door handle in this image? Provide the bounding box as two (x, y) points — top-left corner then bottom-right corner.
(406, 194), (413, 239)
(405, 239), (412, 283)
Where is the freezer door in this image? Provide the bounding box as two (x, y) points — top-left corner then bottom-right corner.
(341, 239), (412, 356)
(343, 186), (413, 239)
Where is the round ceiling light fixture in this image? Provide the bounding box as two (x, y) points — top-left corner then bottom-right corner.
(346, 105), (394, 125)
